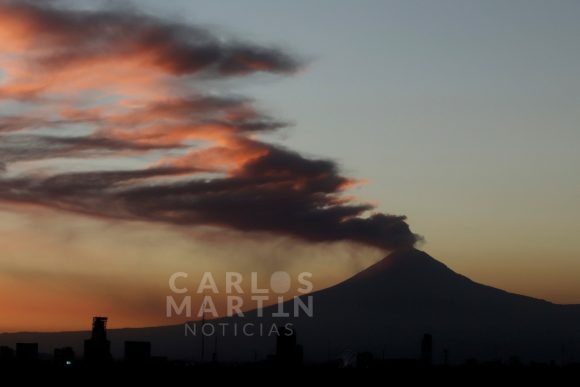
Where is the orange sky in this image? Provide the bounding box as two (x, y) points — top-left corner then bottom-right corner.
(0, 206), (382, 332)
(2, 204), (580, 332)
(1, 1), (580, 333)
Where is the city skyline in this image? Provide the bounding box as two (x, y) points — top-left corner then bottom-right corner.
(0, 0), (579, 332)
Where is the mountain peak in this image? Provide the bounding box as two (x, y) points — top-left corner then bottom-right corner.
(346, 248), (456, 284)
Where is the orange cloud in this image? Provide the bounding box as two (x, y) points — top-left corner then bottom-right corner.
(0, 0), (418, 252)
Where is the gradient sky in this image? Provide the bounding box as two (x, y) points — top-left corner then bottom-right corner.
(1, 0), (579, 332)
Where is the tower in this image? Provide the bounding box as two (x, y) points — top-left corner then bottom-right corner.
(84, 317), (112, 365)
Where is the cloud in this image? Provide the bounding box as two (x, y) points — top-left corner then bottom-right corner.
(0, 1), (299, 76)
(0, 135), (183, 163)
(0, 1), (419, 251)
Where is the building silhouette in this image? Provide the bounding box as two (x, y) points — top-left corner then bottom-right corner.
(275, 326), (303, 366)
(54, 347), (75, 366)
(0, 346), (15, 364)
(16, 343), (38, 363)
(84, 317), (112, 365)
(124, 341), (151, 364)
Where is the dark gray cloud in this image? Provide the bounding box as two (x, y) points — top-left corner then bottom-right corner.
(0, 0), (300, 77)
(0, 0), (419, 251)
(0, 145), (419, 250)
(0, 135), (182, 162)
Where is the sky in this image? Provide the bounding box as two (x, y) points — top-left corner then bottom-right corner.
(0, 0), (579, 332)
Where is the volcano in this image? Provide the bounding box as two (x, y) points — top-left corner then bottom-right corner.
(2, 249), (580, 363)
(284, 248), (580, 362)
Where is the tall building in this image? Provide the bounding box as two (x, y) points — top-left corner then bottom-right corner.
(84, 316), (112, 365)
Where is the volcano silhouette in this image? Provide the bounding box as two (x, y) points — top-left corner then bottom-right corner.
(284, 248), (580, 362)
(2, 249), (580, 363)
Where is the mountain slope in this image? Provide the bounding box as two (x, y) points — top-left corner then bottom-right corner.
(1, 249), (579, 363)
(284, 249), (580, 362)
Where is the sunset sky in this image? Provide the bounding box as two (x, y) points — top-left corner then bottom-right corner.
(1, 0), (579, 332)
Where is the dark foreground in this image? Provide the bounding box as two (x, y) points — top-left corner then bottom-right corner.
(2, 362), (580, 383)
